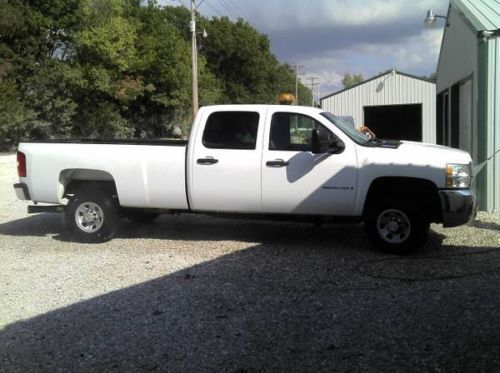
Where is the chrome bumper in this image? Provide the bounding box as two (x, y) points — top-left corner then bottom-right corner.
(439, 189), (477, 227)
(13, 183), (30, 201)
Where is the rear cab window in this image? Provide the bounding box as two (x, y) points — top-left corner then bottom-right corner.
(202, 111), (260, 150)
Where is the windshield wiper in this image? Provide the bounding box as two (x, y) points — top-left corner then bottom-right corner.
(364, 137), (383, 146)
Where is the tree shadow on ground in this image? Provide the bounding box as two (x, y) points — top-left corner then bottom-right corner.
(1, 223), (500, 371)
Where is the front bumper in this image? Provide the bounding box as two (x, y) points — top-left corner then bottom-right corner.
(13, 183), (30, 201)
(439, 189), (477, 227)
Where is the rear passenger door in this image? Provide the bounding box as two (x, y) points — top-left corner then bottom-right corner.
(189, 110), (264, 213)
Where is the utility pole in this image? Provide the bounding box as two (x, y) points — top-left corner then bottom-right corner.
(292, 64), (305, 105)
(306, 76), (319, 106)
(316, 82), (321, 107)
(182, 0), (206, 118)
(190, 0), (198, 118)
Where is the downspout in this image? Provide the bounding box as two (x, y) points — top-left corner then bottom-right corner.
(476, 36), (489, 210)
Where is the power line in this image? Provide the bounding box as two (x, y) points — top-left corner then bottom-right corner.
(218, 0), (239, 17)
(201, 1), (225, 17)
(214, 0), (237, 17)
(225, 0), (243, 14)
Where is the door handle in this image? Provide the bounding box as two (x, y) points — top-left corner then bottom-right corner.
(266, 159), (289, 167)
(197, 157), (219, 165)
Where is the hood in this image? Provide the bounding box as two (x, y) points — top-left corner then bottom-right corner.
(398, 141), (472, 164)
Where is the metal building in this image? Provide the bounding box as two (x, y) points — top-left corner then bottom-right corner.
(320, 70), (436, 143)
(436, 0), (500, 211)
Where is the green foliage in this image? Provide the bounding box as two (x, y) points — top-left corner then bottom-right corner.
(22, 61), (78, 139)
(203, 16), (292, 104)
(77, 0), (138, 71)
(342, 73), (364, 89)
(423, 72), (437, 81)
(0, 1), (313, 141)
(76, 101), (134, 138)
(0, 78), (35, 147)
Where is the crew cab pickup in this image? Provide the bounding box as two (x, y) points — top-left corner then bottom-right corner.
(14, 105), (477, 253)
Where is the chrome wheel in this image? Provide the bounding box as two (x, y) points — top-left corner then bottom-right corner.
(376, 209), (411, 244)
(75, 201), (104, 233)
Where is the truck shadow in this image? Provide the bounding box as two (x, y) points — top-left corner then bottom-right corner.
(0, 213), (62, 236)
(0, 213), (445, 254)
(1, 238), (500, 372)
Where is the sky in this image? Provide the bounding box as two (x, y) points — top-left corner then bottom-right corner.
(160, 0), (449, 98)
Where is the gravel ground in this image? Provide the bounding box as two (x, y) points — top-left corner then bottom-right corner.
(1, 153), (500, 372)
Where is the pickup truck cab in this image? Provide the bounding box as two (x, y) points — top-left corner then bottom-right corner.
(14, 104), (477, 253)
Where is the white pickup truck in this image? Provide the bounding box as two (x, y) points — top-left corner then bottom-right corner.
(14, 105), (476, 253)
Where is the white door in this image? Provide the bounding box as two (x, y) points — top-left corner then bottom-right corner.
(190, 110), (263, 212)
(261, 111), (357, 216)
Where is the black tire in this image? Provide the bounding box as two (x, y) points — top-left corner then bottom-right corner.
(364, 200), (429, 255)
(65, 191), (118, 243)
(124, 210), (160, 223)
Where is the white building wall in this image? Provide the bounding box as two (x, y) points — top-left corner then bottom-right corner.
(321, 72), (436, 143)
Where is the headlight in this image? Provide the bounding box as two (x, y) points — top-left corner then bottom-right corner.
(446, 163), (471, 188)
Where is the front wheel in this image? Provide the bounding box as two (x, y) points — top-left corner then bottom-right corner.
(365, 201), (429, 254)
(65, 192), (118, 243)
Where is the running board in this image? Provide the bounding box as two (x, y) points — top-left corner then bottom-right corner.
(28, 205), (65, 214)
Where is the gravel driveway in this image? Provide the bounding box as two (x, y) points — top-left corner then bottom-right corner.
(1, 153), (500, 372)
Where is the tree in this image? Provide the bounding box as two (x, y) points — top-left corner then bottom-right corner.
(22, 60), (79, 139)
(0, 78), (35, 148)
(202, 17), (312, 105)
(342, 73), (364, 89)
(0, 0), (313, 142)
(422, 72), (437, 81)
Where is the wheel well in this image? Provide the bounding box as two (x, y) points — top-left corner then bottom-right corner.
(59, 169), (118, 200)
(363, 177), (442, 223)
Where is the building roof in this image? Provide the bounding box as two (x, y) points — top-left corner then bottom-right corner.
(452, 0), (500, 31)
(320, 70), (435, 102)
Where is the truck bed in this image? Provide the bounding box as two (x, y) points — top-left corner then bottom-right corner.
(18, 140), (189, 210)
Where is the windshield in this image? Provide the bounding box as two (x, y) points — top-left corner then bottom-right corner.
(320, 112), (369, 145)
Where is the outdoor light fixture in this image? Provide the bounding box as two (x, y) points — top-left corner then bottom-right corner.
(424, 9), (448, 27)
(376, 69), (396, 92)
(481, 30), (493, 41)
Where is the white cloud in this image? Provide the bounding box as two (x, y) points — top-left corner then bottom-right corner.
(357, 27), (442, 71)
(159, 0), (447, 95)
(240, 0), (446, 30)
(295, 27), (443, 96)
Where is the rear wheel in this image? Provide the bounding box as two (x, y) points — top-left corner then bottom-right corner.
(65, 191), (118, 242)
(365, 200), (429, 254)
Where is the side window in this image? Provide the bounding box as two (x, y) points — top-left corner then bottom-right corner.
(203, 111), (259, 150)
(269, 112), (331, 151)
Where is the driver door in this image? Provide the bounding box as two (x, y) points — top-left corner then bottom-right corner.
(261, 111), (357, 216)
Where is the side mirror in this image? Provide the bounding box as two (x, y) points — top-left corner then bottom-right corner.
(311, 129), (345, 154)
